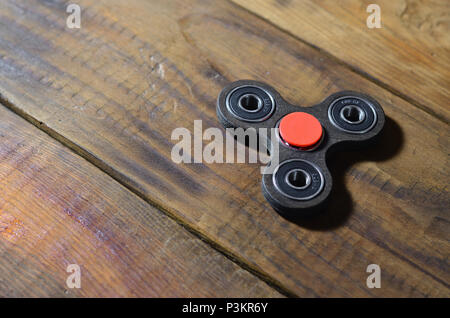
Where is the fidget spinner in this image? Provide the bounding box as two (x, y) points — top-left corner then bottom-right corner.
(217, 80), (385, 220)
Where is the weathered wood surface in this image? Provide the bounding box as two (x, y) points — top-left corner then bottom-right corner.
(0, 0), (448, 297)
(0, 106), (281, 297)
(232, 0), (450, 123)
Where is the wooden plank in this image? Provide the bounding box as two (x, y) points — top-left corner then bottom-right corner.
(0, 105), (281, 297)
(0, 0), (448, 297)
(231, 0), (450, 123)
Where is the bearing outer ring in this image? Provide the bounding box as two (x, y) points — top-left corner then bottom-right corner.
(273, 159), (325, 201)
(226, 85), (276, 122)
(328, 96), (378, 134)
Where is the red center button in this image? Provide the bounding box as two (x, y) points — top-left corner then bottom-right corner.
(279, 112), (323, 149)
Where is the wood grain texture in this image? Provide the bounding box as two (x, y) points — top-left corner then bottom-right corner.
(231, 0), (450, 123)
(0, 0), (448, 297)
(0, 106), (281, 297)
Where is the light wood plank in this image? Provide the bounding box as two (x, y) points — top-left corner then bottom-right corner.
(0, 0), (448, 296)
(231, 0), (450, 122)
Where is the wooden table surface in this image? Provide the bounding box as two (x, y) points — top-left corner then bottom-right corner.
(0, 0), (448, 297)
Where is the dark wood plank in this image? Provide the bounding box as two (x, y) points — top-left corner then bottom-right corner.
(0, 0), (448, 296)
(232, 0), (450, 123)
(0, 105), (281, 297)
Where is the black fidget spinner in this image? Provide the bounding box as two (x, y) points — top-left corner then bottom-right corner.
(217, 80), (385, 220)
